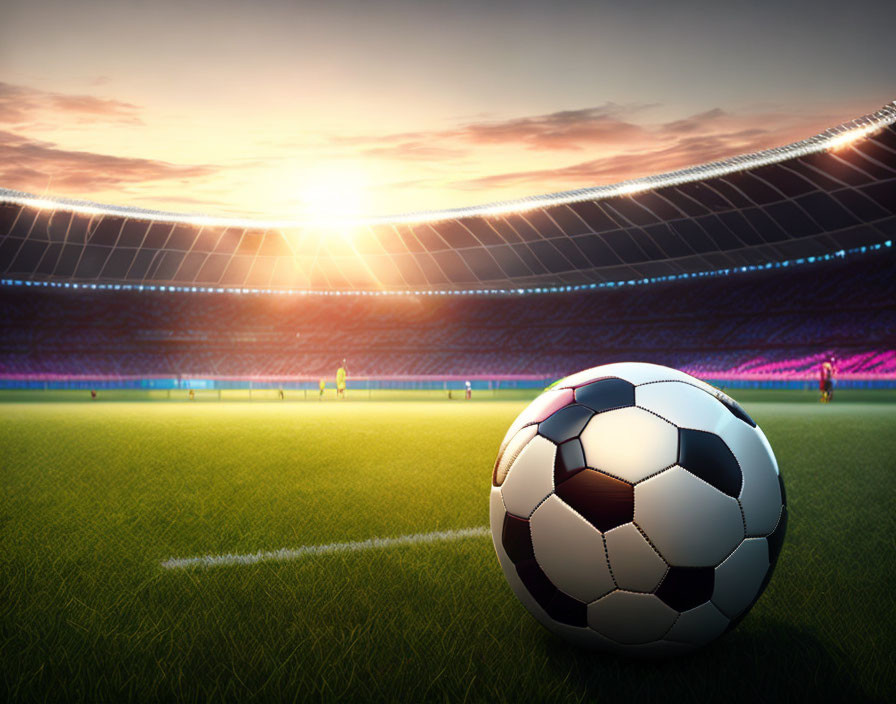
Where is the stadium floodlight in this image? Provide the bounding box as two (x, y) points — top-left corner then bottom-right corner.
(824, 124), (880, 150)
(614, 182), (649, 196)
(0, 241), (890, 299)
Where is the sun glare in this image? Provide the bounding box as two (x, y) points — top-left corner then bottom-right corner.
(295, 163), (370, 227)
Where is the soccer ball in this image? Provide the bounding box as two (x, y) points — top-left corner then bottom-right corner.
(490, 362), (786, 656)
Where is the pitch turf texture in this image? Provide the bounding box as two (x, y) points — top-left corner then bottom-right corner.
(2, 393), (894, 703)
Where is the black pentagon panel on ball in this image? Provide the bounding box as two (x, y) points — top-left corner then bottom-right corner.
(778, 474), (787, 507)
(545, 590), (588, 627)
(713, 391), (757, 427)
(554, 439), (586, 485)
(766, 505), (788, 566)
(678, 428), (743, 498)
(515, 558), (556, 609)
(555, 469), (634, 531)
(538, 403), (594, 444)
(502, 513), (535, 564)
(655, 566), (715, 611)
(574, 377), (636, 414)
(515, 559), (588, 628)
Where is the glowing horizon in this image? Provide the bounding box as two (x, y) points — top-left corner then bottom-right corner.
(2, 1), (894, 221)
(2, 101), (894, 228)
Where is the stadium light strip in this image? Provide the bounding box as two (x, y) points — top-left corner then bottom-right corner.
(1, 241), (890, 297)
(0, 101), (894, 229)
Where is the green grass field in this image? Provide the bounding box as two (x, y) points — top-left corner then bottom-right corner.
(2, 394), (895, 702)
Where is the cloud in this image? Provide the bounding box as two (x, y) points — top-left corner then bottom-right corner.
(449, 103), (655, 151)
(0, 129), (217, 193)
(451, 110), (836, 192)
(329, 104), (852, 194)
(0, 79), (868, 219)
(0, 81), (142, 125)
(334, 102), (658, 156)
(361, 141), (467, 161)
(369, 176), (441, 192)
(660, 108), (727, 134)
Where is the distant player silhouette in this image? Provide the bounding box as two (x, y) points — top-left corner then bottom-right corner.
(336, 360), (347, 399)
(820, 359), (835, 402)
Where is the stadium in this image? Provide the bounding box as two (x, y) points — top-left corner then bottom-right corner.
(2, 104), (895, 702)
(2, 103), (895, 393)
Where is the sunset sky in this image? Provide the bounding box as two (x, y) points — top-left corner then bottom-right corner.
(2, 0), (894, 220)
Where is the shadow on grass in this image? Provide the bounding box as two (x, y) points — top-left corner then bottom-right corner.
(540, 618), (880, 704)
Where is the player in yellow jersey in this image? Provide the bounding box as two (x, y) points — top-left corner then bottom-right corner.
(319, 378), (326, 400)
(336, 360), (347, 399)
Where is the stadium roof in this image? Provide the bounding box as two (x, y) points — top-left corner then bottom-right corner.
(1, 101), (894, 292)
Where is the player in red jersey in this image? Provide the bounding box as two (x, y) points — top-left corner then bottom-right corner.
(820, 360), (834, 402)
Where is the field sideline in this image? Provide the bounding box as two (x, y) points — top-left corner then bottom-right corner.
(2, 395), (894, 702)
(3, 387), (896, 404)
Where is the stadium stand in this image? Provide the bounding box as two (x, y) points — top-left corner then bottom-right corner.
(1, 103), (894, 384)
(0, 251), (893, 381)
(1, 104), (894, 293)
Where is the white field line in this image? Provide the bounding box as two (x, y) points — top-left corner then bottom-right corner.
(161, 526), (490, 570)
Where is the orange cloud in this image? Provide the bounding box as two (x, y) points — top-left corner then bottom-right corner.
(0, 81), (142, 125)
(449, 103), (655, 150)
(0, 79), (875, 218)
(361, 141), (467, 161)
(336, 103), (656, 155)
(450, 109), (844, 192)
(0, 129), (216, 193)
